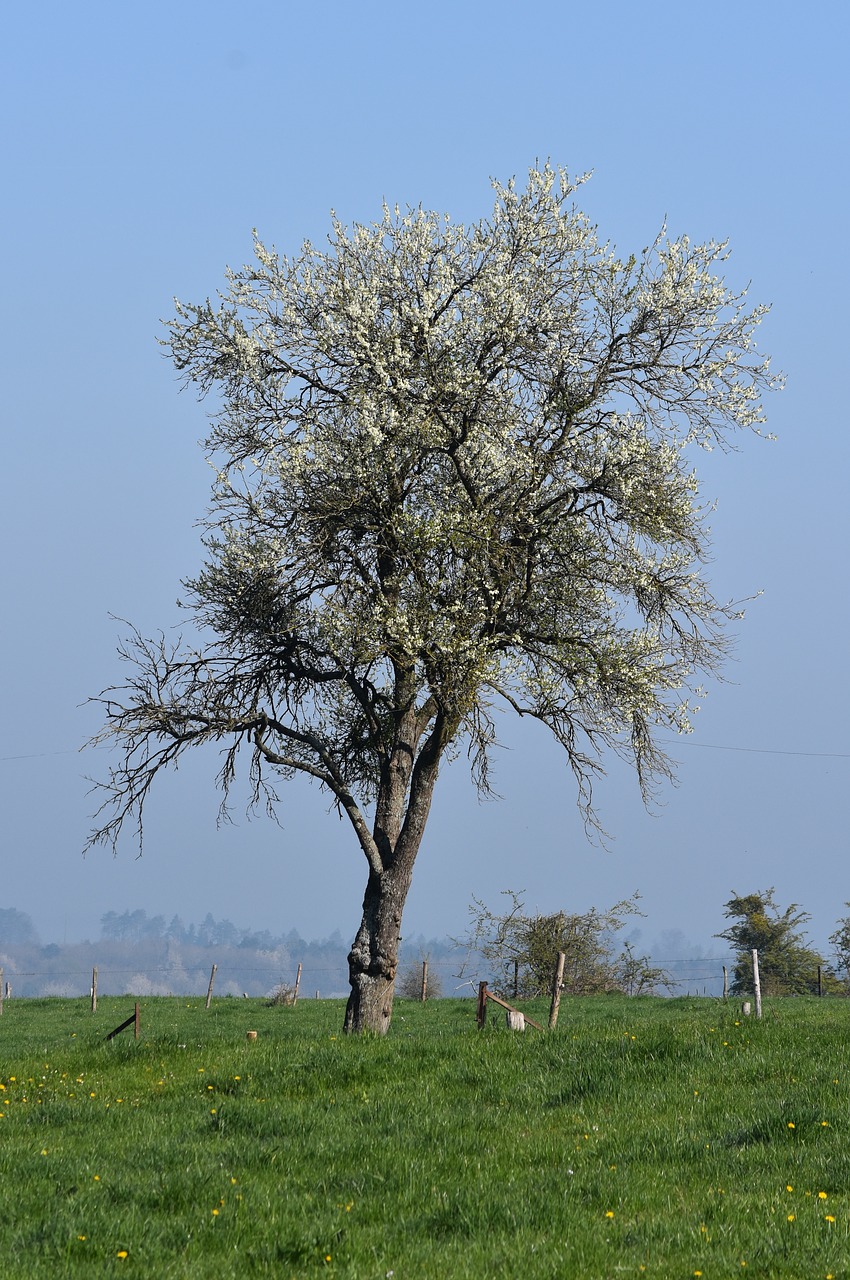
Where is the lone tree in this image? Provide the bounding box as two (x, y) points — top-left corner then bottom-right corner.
(717, 889), (831, 996)
(827, 906), (850, 991)
(88, 165), (777, 1033)
(458, 890), (672, 998)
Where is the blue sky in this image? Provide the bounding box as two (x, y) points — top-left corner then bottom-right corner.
(2, 1), (848, 958)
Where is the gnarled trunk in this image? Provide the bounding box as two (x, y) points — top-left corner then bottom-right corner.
(343, 701), (449, 1034)
(343, 861), (415, 1034)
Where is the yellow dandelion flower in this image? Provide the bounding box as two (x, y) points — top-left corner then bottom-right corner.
(818, 1191), (828, 1200)
(787, 1214), (795, 1222)
(212, 1209), (219, 1216)
(786, 1185), (793, 1192)
(605, 1210), (615, 1218)
(117, 1251), (128, 1259)
(787, 1122), (795, 1129)
(825, 1215), (836, 1223)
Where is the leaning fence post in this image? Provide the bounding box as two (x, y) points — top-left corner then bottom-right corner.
(205, 963), (218, 1010)
(293, 962), (303, 1005)
(722, 966), (728, 1001)
(420, 960), (428, 1003)
(548, 951), (566, 1030)
(476, 981), (488, 1029)
(91, 966), (98, 1013)
(752, 948), (762, 1018)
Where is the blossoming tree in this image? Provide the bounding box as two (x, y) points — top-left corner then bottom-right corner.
(88, 166), (778, 1033)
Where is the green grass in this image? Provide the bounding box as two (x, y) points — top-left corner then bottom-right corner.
(1, 995), (849, 1277)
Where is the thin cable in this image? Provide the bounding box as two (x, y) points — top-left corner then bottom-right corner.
(661, 738), (850, 760)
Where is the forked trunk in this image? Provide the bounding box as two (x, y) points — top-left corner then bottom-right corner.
(344, 863), (415, 1034)
(343, 708), (446, 1034)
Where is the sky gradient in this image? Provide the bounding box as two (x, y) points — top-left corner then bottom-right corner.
(2, 1), (848, 959)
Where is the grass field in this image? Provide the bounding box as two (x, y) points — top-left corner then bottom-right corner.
(1, 994), (849, 1278)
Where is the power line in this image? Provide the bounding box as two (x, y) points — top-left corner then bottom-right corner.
(659, 739), (849, 760)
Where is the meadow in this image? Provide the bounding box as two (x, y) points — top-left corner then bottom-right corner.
(1, 995), (848, 1278)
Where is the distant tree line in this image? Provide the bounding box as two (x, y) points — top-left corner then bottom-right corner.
(5, 894), (850, 1002)
(0, 907), (463, 999)
(99, 909), (293, 952)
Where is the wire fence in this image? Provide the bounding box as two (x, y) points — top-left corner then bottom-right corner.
(0, 954), (741, 1000)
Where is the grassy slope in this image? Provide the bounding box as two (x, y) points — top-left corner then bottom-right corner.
(0, 996), (848, 1278)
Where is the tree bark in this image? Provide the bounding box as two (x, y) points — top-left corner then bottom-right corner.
(344, 861), (415, 1034)
(343, 702), (449, 1034)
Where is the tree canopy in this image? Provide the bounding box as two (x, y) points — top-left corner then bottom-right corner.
(458, 890), (672, 998)
(88, 165), (778, 1031)
(717, 889), (831, 996)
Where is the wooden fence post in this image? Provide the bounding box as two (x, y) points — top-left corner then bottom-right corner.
(476, 981), (488, 1029)
(548, 951), (566, 1030)
(106, 1005), (140, 1042)
(293, 963), (303, 1005)
(91, 967), (98, 1013)
(420, 960), (428, 1003)
(752, 948), (762, 1019)
(722, 966), (728, 1001)
(205, 963), (217, 1010)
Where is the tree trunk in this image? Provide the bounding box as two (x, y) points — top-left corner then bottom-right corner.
(344, 862), (415, 1034)
(343, 705), (448, 1034)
